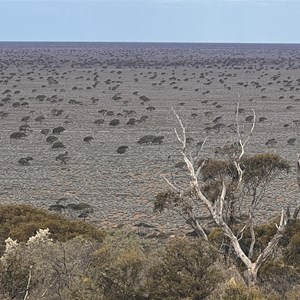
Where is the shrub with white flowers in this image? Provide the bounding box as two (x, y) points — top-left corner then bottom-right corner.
(26, 228), (52, 245)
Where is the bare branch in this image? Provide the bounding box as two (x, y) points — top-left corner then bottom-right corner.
(162, 176), (181, 193)
(297, 153), (300, 188)
(238, 224), (247, 241)
(174, 127), (184, 145)
(254, 210), (288, 275)
(292, 203), (300, 220)
(235, 103), (256, 186)
(215, 181), (226, 218)
(248, 224), (256, 260)
(236, 101), (242, 140)
(276, 209), (288, 230)
(172, 107), (186, 150)
(194, 136), (209, 160)
(186, 211), (208, 240)
(23, 265), (33, 300)
(195, 160), (205, 178)
(165, 106), (288, 286)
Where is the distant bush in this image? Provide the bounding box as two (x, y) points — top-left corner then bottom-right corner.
(18, 156), (33, 166)
(83, 136), (94, 143)
(94, 119), (105, 125)
(52, 141), (65, 149)
(10, 132), (27, 139)
(137, 135), (156, 144)
(46, 135), (58, 144)
(40, 128), (50, 135)
(109, 119), (120, 126)
(52, 126), (65, 135)
(35, 115), (45, 122)
(117, 145), (128, 154)
(127, 118), (136, 125)
(139, 95), (150, 102)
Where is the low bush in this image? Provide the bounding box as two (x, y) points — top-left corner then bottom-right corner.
(0, 204), (105, 255)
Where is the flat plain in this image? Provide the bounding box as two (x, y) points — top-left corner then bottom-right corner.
(0, 42), (299, 234)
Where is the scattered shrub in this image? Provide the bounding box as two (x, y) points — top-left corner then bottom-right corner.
(109, 119), (120, 126)
(83, 136), (94, 143)
(117, 145), (128, 154)
(137, 135), (156, 144)
(35, 116), (45, 122)
(18, 156), (33, 166)
(46, 135), (58, 144)
(52, 141), (65, 149)
(94, 119), (105, 125)
(10, 132), (27, 139)
(52, 126), (65, 135)
(41, 129), (50, 135)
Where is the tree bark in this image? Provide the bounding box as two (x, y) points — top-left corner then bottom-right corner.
(169, 108), (288, 287)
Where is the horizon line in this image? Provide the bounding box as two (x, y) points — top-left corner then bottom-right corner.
(1, 40), (300, 45)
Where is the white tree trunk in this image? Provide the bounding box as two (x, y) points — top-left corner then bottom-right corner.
(166, 108), (288, 287)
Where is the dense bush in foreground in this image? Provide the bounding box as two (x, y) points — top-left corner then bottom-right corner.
(0, 205), (300, 299)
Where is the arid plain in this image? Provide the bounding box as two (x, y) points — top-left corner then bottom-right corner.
(0, 43), (299, 234)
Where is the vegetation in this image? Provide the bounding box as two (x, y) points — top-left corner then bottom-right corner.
(0, 204), (105, 255)
(155, 107), (300, 289)
(146, 238), (222, 300)
(0, 204), (299, 299)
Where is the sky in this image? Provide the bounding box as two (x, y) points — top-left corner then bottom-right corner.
(1, 0), (300, 43)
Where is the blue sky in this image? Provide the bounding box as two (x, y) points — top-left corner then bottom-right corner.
(1, 0), (300, 43)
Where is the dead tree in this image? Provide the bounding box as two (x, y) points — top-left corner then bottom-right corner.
(160, 105), (290, 286)
(293, 154), (300, 220)
(297, 154), (300, 188)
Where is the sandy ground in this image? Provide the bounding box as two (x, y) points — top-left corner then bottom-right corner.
(0, 43), (299, 233)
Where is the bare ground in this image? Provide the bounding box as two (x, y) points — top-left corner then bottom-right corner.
(0, 43), (299, 233)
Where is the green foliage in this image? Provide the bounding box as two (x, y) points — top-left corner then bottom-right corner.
(200, 159), (236, 182)
(0, 204), (105, 255)
(258, 259), (300, 296)
(202, 180), (238, 207)
(241, 153), (290, 186)
(234, 219), (279, 262)
(0, 253), (29, 300)
(221, 279), (271, 300)
(247, 219), (300, 269)
(0, 234), (98, 300)
(282, 219), (300, 247)
(64, 277), (104, 300)
(154, 190), (181, 213)
(208, 228), (224, 246)
(283, 232), (300, 267)
(154, 189), (194, 218)
(146, 237), (223, 300)
(0, 210), (299, 299)
(284, 289), (300, 300)
(198, 153), (290, 196)
(253, 219), (278, 247)
(72, 231), (147, 300)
